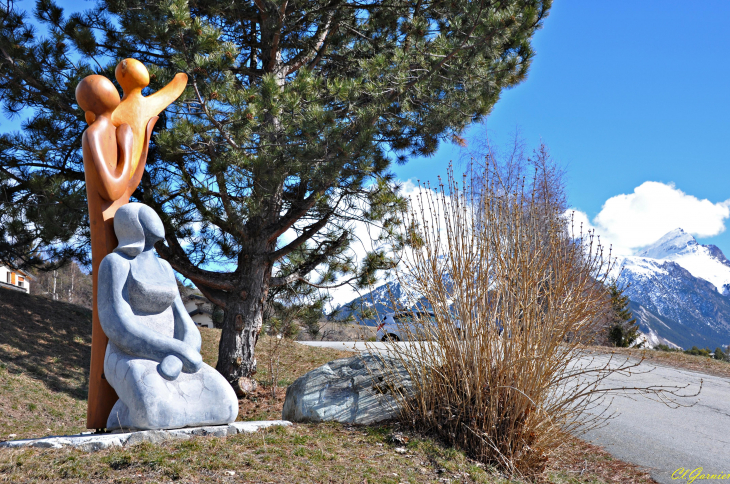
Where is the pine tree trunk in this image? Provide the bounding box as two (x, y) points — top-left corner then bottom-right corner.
(214, 12), (285, 394)
(215, 257), (271, 396)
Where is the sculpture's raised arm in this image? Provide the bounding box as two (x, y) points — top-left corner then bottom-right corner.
(111, 59), (188, 178)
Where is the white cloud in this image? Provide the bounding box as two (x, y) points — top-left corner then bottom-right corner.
(569, 181), (730, 256)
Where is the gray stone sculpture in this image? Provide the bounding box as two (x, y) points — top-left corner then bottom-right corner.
(99, 203), (238, 430)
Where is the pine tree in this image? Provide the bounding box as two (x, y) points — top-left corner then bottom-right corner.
(606, 280), (641, 348)
(0, 0), (552, 390)
(713, 347), (726, 361)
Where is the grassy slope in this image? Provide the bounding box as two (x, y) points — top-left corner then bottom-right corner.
(0, 290), (91, 439)
(0, 289), (658, 483)
(594, 346), (730, 379)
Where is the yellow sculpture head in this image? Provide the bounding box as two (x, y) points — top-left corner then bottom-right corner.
(115, 58), (150, 95)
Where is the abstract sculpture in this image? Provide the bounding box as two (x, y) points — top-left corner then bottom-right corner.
(100, 203), (238, 430)
(76, 59), (188, 428)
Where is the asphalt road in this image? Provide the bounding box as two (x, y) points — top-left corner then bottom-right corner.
(298, 341), (730, 484)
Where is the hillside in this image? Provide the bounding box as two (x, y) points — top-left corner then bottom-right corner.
(0, 288), (92, 438)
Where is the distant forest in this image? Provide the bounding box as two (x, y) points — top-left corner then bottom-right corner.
(29, 263), (92, 309)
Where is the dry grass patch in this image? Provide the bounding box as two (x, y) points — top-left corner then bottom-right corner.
(0, 424), (654, 484)
(0, 423), (502, 484)
(542, 433), (656, 484)
(0, 290), (91, 439)
(0, 423), (658, 484)
(593, 347), (730, 379)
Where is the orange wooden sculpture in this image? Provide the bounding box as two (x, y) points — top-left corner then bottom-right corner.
(76, 60), (187, 429)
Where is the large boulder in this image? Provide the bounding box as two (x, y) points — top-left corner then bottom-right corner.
(282, 354), (413, 425)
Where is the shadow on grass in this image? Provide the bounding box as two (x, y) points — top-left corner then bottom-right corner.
(0, 289), (91, 401)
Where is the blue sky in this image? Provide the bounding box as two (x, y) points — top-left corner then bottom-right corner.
(395, 1), (730, 257)
(4, 1), (729, 260)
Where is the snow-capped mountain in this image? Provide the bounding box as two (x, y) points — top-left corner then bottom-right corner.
(614, 228), (730, 349)
(333, 282), (401, 325)
(337, 228), (730, 349)
(634, 228), (730, 295)
(333, 280), (432, 326)
(628, 301), (682, 349)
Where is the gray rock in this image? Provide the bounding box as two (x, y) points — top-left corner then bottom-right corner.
(282, 354), (413, 425)
(0, 421), (292, 451)
(98, 203), (238, 430)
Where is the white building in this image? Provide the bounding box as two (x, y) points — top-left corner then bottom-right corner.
(0, 264), (31, 293)
(183, 293), (215, 328)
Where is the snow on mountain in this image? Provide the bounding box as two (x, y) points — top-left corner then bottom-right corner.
(338, 228), (730, 349)
(613, 229), (730, 349)
(634, 228), (730, 294)
(333, 281), (424, 326)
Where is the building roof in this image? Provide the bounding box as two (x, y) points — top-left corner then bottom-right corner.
(189, 307), (213, 317)
(0, 264), (33, 279)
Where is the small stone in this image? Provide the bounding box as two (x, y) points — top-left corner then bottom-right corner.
(126, 430), (169, 446)
(234, 377), (258, 398)
(224, 470), (236, 476)
(7, 434), (16, 439)
(395, 447), (407, 454)
(389, 433), (409, 445)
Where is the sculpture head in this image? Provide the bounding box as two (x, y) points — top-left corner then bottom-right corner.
(115, 58), (150, 95)
(114, 203), (165, 257)
(75, 75), (120, 119)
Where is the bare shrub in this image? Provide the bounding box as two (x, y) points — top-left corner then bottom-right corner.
(373, 165), (692, 477)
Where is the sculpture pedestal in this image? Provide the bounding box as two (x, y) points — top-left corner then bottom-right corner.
(0, 421), (292, 452)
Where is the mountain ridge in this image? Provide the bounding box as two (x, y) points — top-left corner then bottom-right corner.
(337, 228), (730, 349)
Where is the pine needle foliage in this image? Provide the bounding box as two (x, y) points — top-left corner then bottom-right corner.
(0, 0), (551, 384)
(606, 280), (641, 348)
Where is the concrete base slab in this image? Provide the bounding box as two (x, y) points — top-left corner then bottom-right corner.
(0, 420), (292, 452)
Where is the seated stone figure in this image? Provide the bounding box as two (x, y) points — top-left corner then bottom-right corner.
(99, 203), (238, 430)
